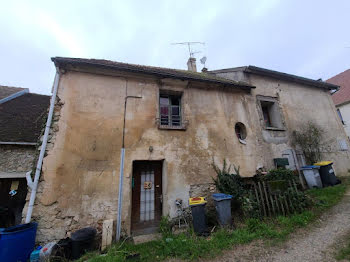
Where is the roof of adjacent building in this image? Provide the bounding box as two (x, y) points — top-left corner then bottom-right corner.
(0, 93), (50, 143)
(327, 69), (350, 106)
(51, 57), (255, 90)
(0, 86), (27, 100)
(210, 66), (339, 90)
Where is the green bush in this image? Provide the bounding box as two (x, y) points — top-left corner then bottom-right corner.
(212, 161), (312, 219)
(240, 191), (261, 219)
(292, 121), (325, 165)
(286, 188), (312, 211)
(212, 159), (245, 198)
(263, 168), (297, 182)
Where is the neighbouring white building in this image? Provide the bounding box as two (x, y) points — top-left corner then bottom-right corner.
(328, 69), (350, 140)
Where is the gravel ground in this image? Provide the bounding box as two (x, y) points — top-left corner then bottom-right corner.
(211, 191), (350, 262)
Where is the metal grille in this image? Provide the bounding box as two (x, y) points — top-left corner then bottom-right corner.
(140, 170), (155, 221)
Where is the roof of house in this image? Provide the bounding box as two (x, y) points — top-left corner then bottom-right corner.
(210, 66), (339, 90)
(0, 93), (50, 143)
(0, 86), (26, 100)
(327, 69), (350, 106)
(51, 57), (255, 90)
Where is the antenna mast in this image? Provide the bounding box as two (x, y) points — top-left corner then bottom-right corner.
(172, 42), (205, 57)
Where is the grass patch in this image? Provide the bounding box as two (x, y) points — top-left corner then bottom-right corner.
(336, 232), (350, 261)
(307, 181), (348, 211)
(80, 178), (349, 261)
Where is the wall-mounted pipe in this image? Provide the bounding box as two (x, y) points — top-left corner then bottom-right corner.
(0, 88), (29, 104)
(26, 171), (34, 190)
(25, 70), (60, 223)
(115, 79), (142, 240)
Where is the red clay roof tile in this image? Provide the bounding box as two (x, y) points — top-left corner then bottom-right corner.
(327, 69), (350, 106)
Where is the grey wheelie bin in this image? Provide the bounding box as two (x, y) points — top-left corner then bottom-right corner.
(189, 197), (208, 236)
(301, 166), (322, 189)
(212, 193), (233, 227)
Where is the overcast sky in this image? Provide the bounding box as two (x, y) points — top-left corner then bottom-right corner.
(0, 0), (349, 95)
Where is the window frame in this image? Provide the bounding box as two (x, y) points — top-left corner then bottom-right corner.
(257, 95), (285, 131)
(158, 90), (186, 130)
(235, 122), (247, 140)
(261, 102), (273, 127)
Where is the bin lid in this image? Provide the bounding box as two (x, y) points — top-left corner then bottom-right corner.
(71, 227), (97, 241)
(301, 165), (320, 170)
(189, 197), (207, 206)
(314, 161), (333, 166)
(0, 222), (37, 234)
(212, 193), (233, 201)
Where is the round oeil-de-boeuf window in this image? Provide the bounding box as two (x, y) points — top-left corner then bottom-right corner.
(235, 122), (247, 140)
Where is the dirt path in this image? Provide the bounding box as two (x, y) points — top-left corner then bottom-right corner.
(212, 191), (350, 262)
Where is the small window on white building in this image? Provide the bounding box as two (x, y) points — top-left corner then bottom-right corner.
(337, 108), (345, 125)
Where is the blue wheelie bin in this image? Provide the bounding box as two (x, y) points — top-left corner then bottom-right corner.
(0, 222), (38, 262)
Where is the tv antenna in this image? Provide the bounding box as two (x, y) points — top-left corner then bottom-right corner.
(172, 42), (205, 57)
(200, 56), (207, 67)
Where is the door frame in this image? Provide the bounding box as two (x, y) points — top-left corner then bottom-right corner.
(131, 160), (164, 235)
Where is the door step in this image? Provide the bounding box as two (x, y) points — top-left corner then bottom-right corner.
(132, 232), (161, 244)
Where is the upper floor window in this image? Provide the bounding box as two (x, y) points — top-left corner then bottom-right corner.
(261, 101), (274, 127)
(159, 93), (182, 128)
(257, 95), (285, 130)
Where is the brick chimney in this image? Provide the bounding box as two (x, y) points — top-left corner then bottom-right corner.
(187, 57), (197, 72)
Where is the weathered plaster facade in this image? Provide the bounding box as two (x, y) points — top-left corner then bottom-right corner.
(214, 70), (350, 174)
(30, 62), (350, 242)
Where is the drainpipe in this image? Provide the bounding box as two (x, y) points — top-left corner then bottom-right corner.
(25, 70), (60, 223)
(116, 80), (142, 240)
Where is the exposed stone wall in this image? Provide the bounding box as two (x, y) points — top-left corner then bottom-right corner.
(189, 183), (216, 207)
(0, 145), (36, 173)
(22, 97), (67, 243)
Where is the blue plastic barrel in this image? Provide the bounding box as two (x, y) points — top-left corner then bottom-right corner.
(0, 222), (38, 262)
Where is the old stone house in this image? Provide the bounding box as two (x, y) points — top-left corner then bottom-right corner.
(28, 57), (349, 242)
(0, 86), (49, 227)
(327, 69), (350, 140)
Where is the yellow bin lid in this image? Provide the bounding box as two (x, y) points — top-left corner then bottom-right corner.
(189, 197), (207, 206)
(314, 161), (333, 166)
